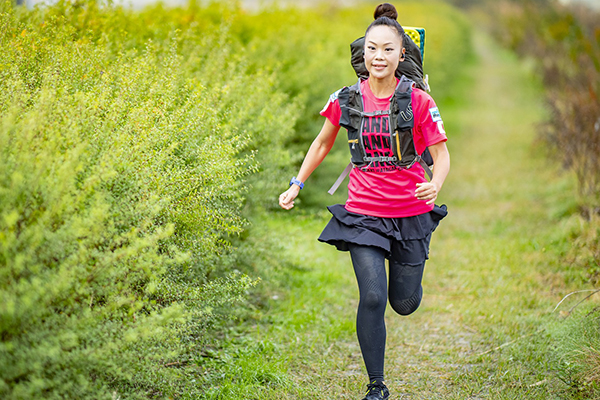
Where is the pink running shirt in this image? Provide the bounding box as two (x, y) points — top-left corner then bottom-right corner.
(320, 78), (447, 218)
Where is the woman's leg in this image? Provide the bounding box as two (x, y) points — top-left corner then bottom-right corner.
(348, 243), (388, 383)
(388, 235), (430, 316)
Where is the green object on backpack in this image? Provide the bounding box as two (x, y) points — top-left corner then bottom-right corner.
(404, 27), (425, 61)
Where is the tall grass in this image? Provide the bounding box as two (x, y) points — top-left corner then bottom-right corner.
(482, 0), (600, 392)
(489, 0), (600, 278)
(491, 0), (600, 213)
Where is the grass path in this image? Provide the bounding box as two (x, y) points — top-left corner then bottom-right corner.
(224, 30), (594, 399)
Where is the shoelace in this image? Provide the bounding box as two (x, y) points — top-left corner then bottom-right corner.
(365, 382), (384, 397)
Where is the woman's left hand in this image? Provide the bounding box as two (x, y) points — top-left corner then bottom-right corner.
(416, 142), (450, 205)
(415, 181), (440, 205)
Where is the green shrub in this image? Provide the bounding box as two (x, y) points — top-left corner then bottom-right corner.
(0, 1), (290, 397)
(0, 0), (475, 397)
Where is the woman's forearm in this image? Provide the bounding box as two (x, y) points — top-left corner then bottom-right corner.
(296, 138), (334, 183)
(430, 143), (450, 191)
(294, 119), (340, 184)
(415, 141), (450, 204)
(279, 119), (340, 209)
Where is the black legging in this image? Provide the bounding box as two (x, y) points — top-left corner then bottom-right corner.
(348, 239), (428, 383)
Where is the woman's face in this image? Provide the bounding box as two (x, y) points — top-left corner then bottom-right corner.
(364, 25), (404, 80)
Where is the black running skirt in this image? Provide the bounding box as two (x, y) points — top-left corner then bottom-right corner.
(318, 204), (447, 259)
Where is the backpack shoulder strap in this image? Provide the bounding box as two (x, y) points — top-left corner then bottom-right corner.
(339, 80), (362, 128)
(397, 75), (415, 93)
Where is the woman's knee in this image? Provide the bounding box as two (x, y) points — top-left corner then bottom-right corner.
(389, 286), (422, 316)
(361, 289), (387, 312)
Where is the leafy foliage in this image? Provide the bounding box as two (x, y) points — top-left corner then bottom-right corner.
(0, 0), (471, 398)
(0, 0), (280, 397)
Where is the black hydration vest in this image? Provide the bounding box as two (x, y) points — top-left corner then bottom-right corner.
(338, 76), (422, 170)
(327, 76), (432, 195)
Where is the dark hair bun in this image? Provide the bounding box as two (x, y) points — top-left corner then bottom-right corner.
(374, 3), (398, 20)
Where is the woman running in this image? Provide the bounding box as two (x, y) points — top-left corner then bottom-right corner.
(278, 3), (450, 399)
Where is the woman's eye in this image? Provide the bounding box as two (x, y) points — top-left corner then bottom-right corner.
(367, 46), (375, 51)
(386, 48), (394, 52)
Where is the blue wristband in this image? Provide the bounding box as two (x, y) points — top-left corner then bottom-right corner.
(289, 177), (304, 189)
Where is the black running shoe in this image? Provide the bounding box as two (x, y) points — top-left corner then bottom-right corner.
(362, 381), (389, 400)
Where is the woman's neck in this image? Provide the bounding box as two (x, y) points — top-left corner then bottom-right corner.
(367, 75), (397, 98)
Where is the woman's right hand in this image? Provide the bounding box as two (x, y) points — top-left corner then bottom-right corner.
(279, 185), (301, 210)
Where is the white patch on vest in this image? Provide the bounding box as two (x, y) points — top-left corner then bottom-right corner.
(437, 120), (446, 134)
(321, 88), (342, 113)
(429, 107), (442, 122)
